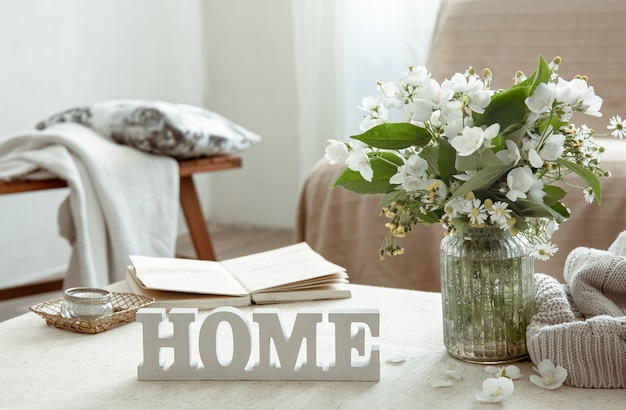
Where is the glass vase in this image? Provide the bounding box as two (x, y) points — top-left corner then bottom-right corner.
(439, 227), (534, 363)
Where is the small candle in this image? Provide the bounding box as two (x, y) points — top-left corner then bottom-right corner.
(61, 287), (114, 320)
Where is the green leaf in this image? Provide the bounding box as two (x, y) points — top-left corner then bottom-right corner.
(474, 85), (531, 130)
(351, 123), (431, 149)
(550, 201), (571, 220)
(450, 164), (512, 199)
(416, 211), (441, 225)
(333, 152), (401, 194)
(420, 145), (440, 176)
(542, 184), (567, 206)
(513, 55), (552, 93)
(529, 55), (553, 93)
(455, 148), (507, 172)
(501, 123), (527, 146)
(455, 153), (480, 172)
(437, 138), (457, 184)
(556, 159), (602, 204)
(517, 198), (569, 223)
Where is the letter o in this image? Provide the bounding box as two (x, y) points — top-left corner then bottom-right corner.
(198, 308), (252, 372)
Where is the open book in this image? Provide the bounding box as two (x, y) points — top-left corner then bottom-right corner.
(126, 242), (351, 309)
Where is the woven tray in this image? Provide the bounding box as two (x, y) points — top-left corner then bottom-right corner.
(30, 292), (154, 334)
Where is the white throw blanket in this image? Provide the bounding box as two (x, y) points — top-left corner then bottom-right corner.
(0, 123), (179, 287)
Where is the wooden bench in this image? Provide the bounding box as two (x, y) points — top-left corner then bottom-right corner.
(0, 155), (242, 300)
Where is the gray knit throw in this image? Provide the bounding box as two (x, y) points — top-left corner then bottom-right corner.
(527, 232), (626, 388)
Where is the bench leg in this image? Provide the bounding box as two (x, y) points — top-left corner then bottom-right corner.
(179, 175), (217, 260)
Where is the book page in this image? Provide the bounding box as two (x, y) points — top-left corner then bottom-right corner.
(129, 255), (249, 296)
(125, 271), (252, 309)
(219, 242), (346, 294)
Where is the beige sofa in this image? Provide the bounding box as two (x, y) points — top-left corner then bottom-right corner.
(296, 0), (626, 291)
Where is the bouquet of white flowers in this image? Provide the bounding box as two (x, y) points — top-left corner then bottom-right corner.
(326, 56), (624, 260)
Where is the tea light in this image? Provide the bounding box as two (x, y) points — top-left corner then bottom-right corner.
(61, 287), (114, 320)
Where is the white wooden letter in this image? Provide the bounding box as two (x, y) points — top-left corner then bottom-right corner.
(253, 308), (322, 374)
(198, 306), (252, 378)
(136, 308), (197, 379)
(329, 309), (380, 381)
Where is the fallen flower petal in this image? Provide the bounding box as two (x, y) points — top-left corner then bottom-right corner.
(483, 365), (522, 379)
(431, 378), (454, 388)
(503, 365), (523, 380)
(530, 359), (567, 389)
(443, 369), (463, 381)
(476, 377), (514, 403)
(385, 353), (406, 364)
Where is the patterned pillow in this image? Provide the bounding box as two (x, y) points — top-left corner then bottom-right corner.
(35, 100), (261, 159)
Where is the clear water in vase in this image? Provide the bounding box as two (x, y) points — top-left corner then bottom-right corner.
(440, 227), (535, 363)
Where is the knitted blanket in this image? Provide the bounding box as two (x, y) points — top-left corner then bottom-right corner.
(527, 232), (626, 388)
(0, 123), (179, 287)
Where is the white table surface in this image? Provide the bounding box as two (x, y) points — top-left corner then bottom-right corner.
(1, 283), (624, 409)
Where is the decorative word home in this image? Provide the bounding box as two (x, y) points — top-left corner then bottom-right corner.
(136, 307), (380, 381)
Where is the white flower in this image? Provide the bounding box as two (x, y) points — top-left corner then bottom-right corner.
(390, 154), (429, 192)
(482, 123), (501, 145)
(527, 177), (546, 203)
(380, 81), (405, 109)
(467, 199), (488, 225)
(528, 148), (544, 168)
(359, 95), (381, 111)
(444, 197), (466, 218)
(345, 143), (373, 182)
(402, 65), (430, 87)
(488, 201), (512, 227)
(422, 78), (454, 108)
(450, 125), (489, 156)
(555, 77), (585, 106)
(442, 72), (470, 94)
(522, 132), (539, 152)
(476, 377), (514, 403)
(531, 242), (559, 260)
(525, 82), (556, 114)
(484, 365), (523, 379)
(581, 93), (603, 117)
(539, 133), (566, 161)
(563, 77), (603, 117)
(324, 139), (349, 164)
(607, 115), (626, 139)
(465, 77), (491, 114)
(529, 359), (567, 389)
(583, 187), (595, 204)
(496, 139), (521, 165)
(358, 92), (388, 131)
(442, 115), (466, 139)
(506, 166), (534, 201)
(409, 99), (437, 123)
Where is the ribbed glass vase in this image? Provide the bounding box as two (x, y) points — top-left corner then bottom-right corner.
(439, 227), (535, 363)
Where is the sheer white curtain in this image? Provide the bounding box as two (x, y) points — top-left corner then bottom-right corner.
(291, 1), (345, 185)
(292, 0), (442, 185)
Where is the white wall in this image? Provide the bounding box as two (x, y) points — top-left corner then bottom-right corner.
(0, 0), (206, 287)
(201, 0), (300, 229)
